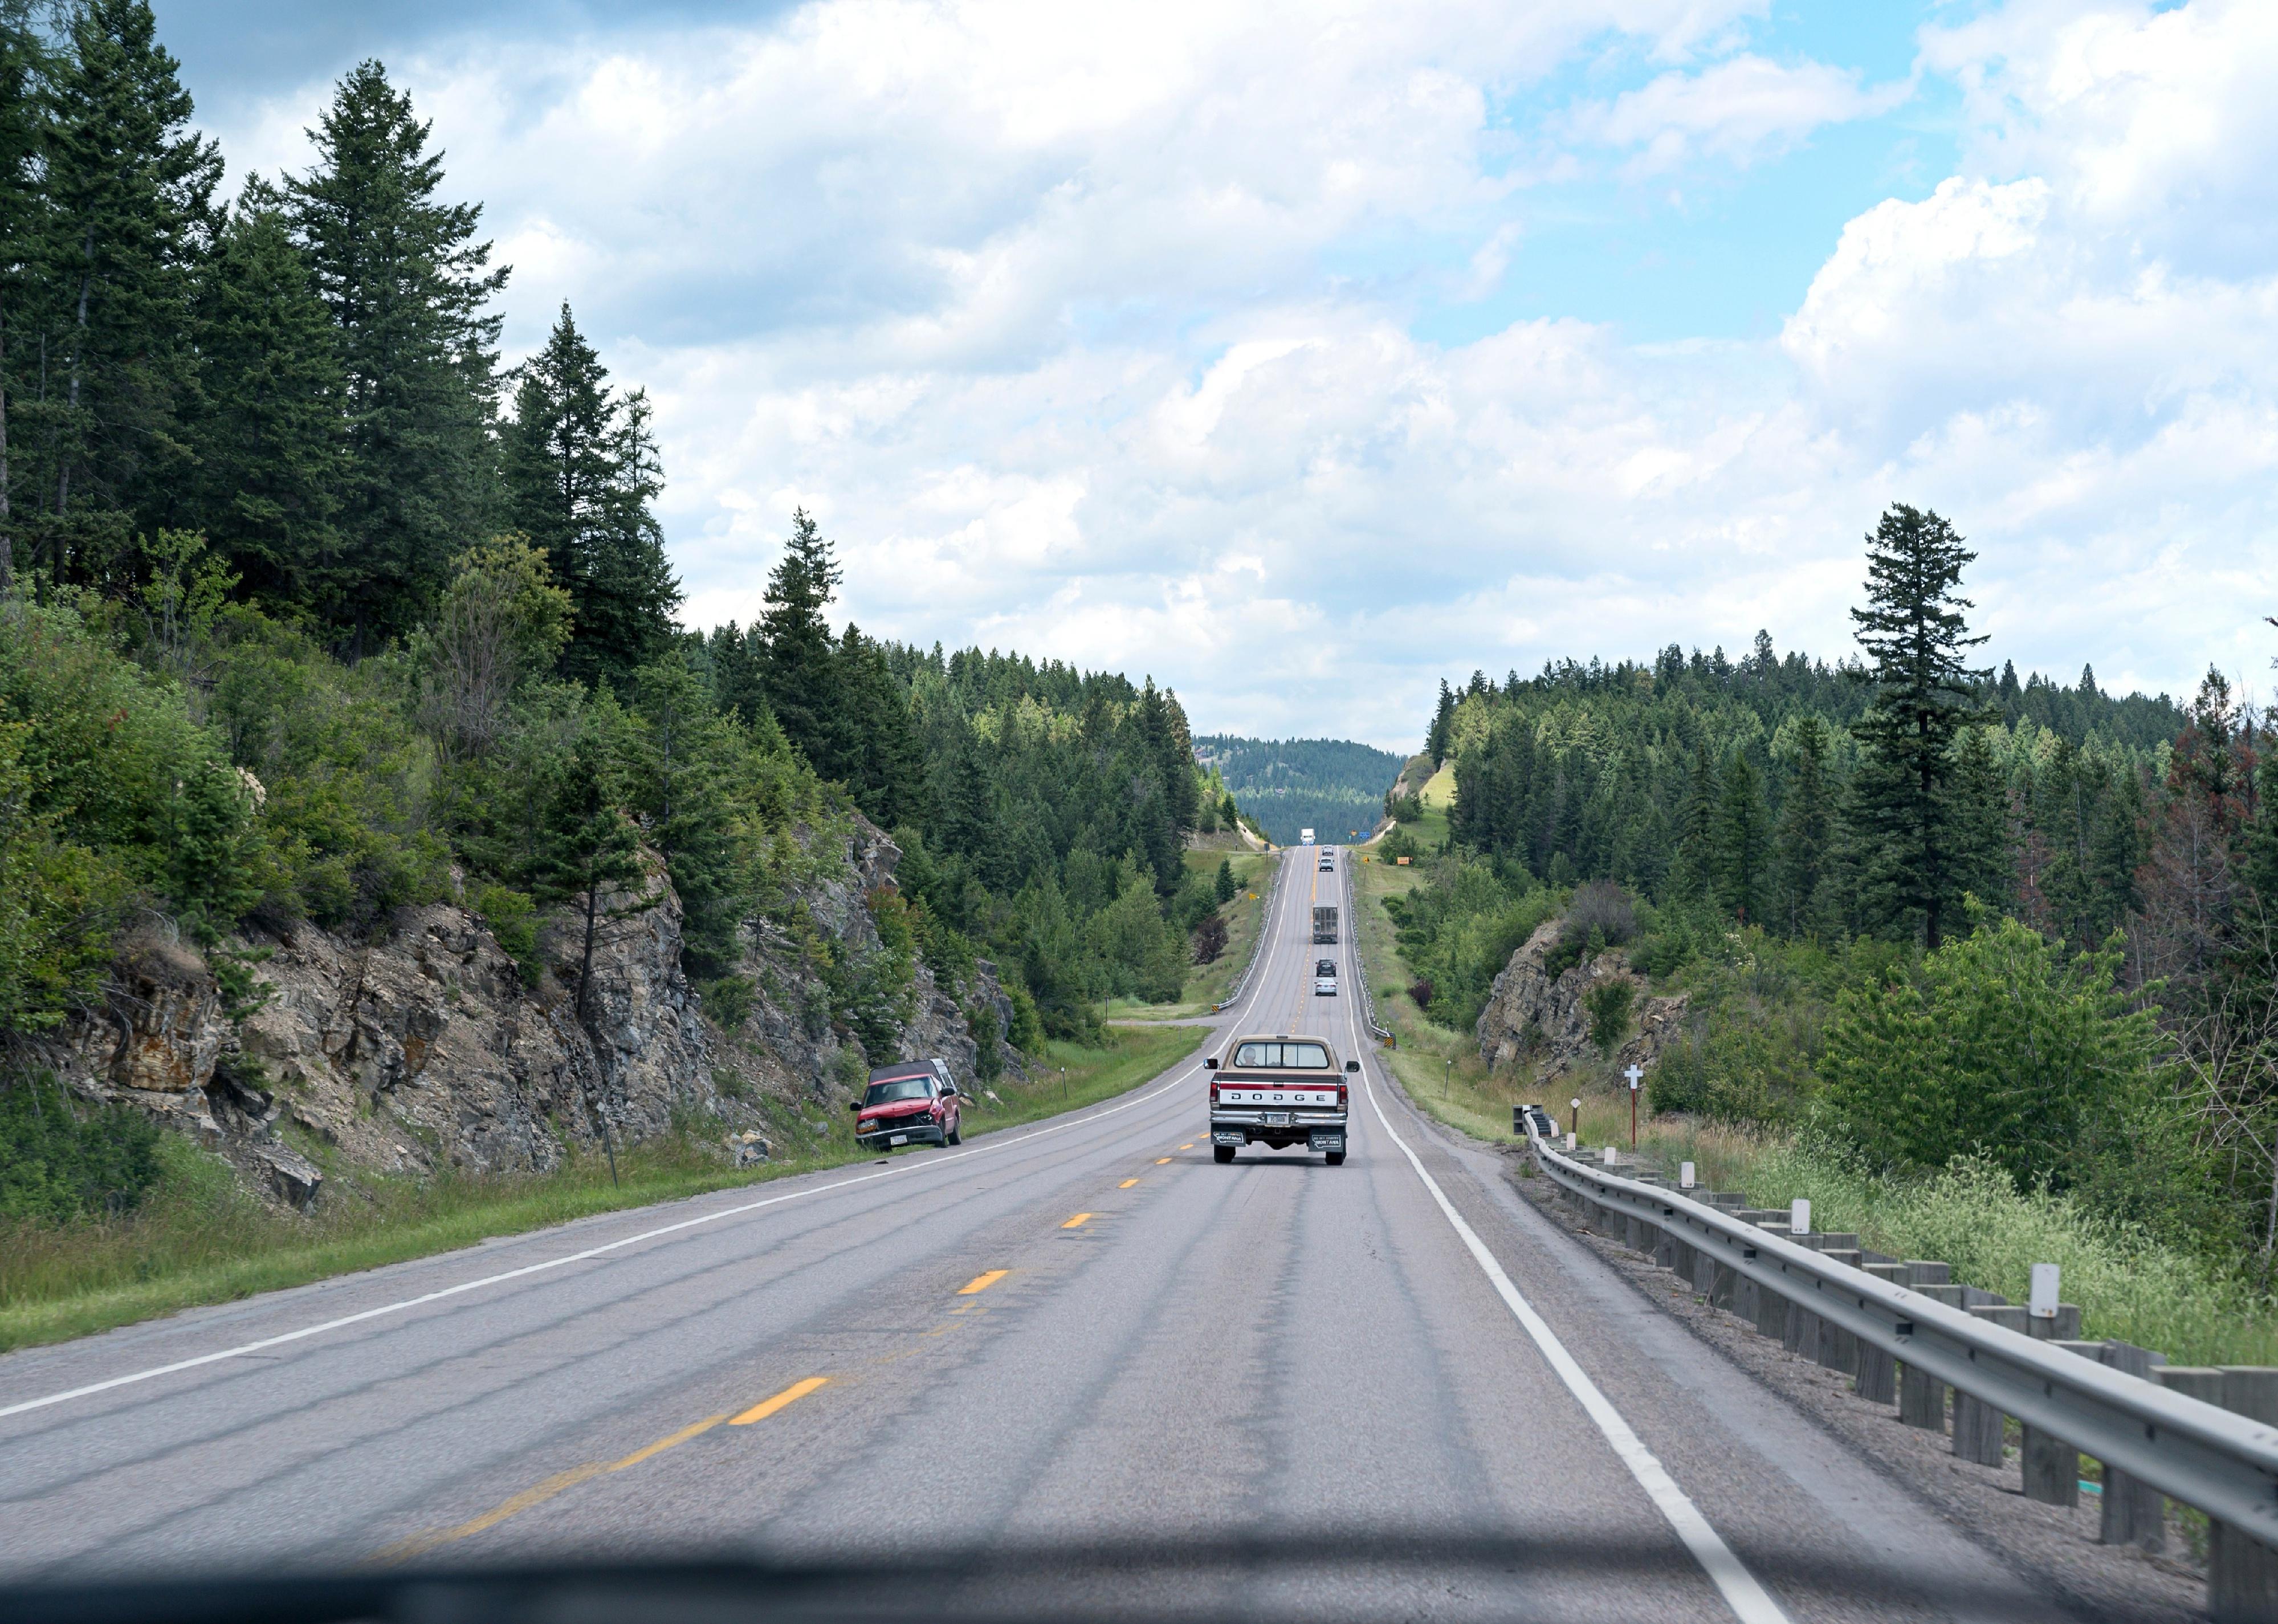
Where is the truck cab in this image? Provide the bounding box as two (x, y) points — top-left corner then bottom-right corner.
(1205, 1034), (1355, 1165)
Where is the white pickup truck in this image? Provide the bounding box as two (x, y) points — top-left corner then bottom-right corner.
(1205, 1033), (1355, 1165)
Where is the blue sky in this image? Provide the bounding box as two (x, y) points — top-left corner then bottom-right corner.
(157, 0), (2278, 748)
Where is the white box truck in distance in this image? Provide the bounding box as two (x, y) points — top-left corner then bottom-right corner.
(1300, 828), (1315, 844)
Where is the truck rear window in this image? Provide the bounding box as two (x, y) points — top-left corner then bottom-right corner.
(1230, 1041), (1331, 1069)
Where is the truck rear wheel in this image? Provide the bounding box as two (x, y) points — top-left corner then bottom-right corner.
(1213, 1144), (1235, 1164)
(1325, 1151), (1346, 1166)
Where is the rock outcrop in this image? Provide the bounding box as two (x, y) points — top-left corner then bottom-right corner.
(49, 815), (1019, 1209)
(1473, 920), (1687, 1085)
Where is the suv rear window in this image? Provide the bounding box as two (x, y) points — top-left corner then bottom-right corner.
(1230, 1040), (1331, 1069)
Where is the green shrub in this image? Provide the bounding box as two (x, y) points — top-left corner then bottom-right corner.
(470, 884), (541, 986)
(1584, 979), (1633, 1055)
(700, 974), (754, 1029)
(0, 1078), (165, 1223)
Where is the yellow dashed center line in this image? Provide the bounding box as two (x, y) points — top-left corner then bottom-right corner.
(1062, 1213), (1093, 1229)
(1119, 1178), (1138, 1189)
(731, 1376), (830, 1425)
(1179, 1143), (1195, 1150)
(1156, 1157), (1172, 1164)
(957, 1270), (1009, 1296)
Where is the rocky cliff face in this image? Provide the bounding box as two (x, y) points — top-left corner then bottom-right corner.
(1473, 920), (1687, 1084)
(50, 816), (1017, 1209)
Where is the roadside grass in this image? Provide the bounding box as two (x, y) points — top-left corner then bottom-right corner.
(1346, 857), (2278, 1367)
(0, 1024), (1200, 1355)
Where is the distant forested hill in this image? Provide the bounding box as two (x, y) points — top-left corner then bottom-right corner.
(1192, 736), (1405, 845)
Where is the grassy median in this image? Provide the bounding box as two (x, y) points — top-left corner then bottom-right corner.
(0, 1023), (1201, 1354)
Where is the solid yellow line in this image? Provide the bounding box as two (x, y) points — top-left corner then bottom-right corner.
(1119, 1178), (1138, 1189)
(731, 1376), (830, 1426)
(609, 1411), (728, 1471)
(957, 1270), (1009, 1296)
(1062, 1213), (1092, 1229)
(1156, 1157), (1171, 1164)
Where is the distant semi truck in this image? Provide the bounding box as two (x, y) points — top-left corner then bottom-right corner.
(1313, 904), (1338, 944)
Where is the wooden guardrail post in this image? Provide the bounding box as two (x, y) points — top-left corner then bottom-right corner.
(1956, 1301), (2023, 1465)
(2095, 1341), (2165, 1552)
(2019, 1307), (2085, 1506)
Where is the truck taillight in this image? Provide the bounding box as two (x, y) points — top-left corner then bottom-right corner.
(1338, 1084), (1348, 1108)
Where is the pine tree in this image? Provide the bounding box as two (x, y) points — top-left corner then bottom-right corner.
(286, 60), (506, 648)
(1771, 715), (1835, 937)
(0, 1), (48, 593)
(757, 508), (841, 769)
(1665, 743), (1718, 901)
(23, 0), (219, 581)
(1426, 678), (1456, 764)
(1713, 752), (1770, 924)
(502, 301), (678, 685)
(184, 180), (345, 609)
(830, 623), (926, 826)
(1846, 503), (1990, 948)
(525, 711), (652, 1180)
(1949, 725), (2013, 914)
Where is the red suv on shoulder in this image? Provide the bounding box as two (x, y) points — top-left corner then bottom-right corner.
(850, 1059), (963, 1152)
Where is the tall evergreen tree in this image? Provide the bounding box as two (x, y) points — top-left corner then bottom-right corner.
(1426, 678), (1456, 764)
(1771, 714), (1835, 937)
(23, 0), (218, 581)
(502, 301), (677, 685)
(1949, 725), (2014, 914)
(756, 507), (841, 769)
(286, 60), (506, 647)
(1713, 751), (1770, 924)
(0, 0), (48, 593)
(1665, 743), (1718, 901)
(1846, 503), (1990, 948)
(183, 179), (345, 608)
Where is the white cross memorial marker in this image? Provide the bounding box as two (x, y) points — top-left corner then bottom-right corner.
(1624, 1064), (1643, 1092)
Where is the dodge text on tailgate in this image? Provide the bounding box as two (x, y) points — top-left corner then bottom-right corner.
(1204, 1034), (1356, 1165)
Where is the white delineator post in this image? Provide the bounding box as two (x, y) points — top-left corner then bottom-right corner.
(1790, 1197), (1810, 1236)
(2030, 1262), (2060, 1321)
(1680, 1161), (1696, 1189)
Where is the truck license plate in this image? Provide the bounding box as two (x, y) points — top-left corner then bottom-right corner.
(889, 1134), (908, 1146)
(1263, 1112), (1291, 1127)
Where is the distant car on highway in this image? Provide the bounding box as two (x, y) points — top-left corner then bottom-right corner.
(1314, 958), (1337, 996)
(850, 1059), (962, 1151)
(1205, 1033), (1355, 1164)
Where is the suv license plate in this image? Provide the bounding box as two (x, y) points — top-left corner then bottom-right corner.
(889, 1134), (908, 1146)
(1263, 1112), (1291, 1127)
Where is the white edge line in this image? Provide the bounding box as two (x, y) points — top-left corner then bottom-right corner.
(1348, 956), (1789, 1623)
(1, 851), (1310, 1425)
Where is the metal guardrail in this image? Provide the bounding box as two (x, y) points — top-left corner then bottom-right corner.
(1344, 864), (1392, 1042)
(1212, 850), (1282, 1013)
(1523, 1127), (2278, 1544)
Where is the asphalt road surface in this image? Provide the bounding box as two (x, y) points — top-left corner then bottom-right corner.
(0, 850), (2088, 1621)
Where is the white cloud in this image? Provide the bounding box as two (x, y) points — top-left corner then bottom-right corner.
(192, 0), (2278, 746)
(1572, 54), (1911, 174)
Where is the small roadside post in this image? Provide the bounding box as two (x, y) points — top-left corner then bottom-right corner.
(1444, 1058), (1450, 1099)
(1568, 1096), (1580, 1138)
(1624, 1063), (1643, 1149)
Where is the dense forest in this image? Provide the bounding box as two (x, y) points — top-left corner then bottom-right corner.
(1191, 734), (1402, 846)
(0, 3), (1248, 1220)
(1388, 504), (2278, 1276)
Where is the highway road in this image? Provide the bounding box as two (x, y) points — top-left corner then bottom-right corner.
(0, 849), (2091, 1621)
